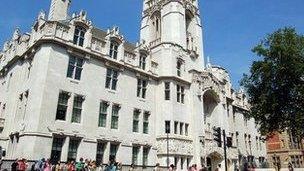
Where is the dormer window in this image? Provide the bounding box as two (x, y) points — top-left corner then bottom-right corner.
(139, 53), (147, 70)
(109, 41), (119, 59)
(73, 26), (86, 47)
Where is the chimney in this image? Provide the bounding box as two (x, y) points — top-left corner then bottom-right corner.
(48, 0), (71, 21)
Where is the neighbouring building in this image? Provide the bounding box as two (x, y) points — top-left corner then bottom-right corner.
(0, 0), (267, 170)
(267, 131), (304, 169)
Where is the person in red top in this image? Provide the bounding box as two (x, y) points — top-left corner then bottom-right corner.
(67, 161), (76, 171)
(17, 158), (27, 171)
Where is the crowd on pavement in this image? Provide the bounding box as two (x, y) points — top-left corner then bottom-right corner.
(6, 156), (211, 171)
(4, 156), (295, 171)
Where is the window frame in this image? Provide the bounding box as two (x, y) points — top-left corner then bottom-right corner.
(109, 41), (119, 59)
(165, 82), (170, 100)
(55, 91), (70, 121)
(98, 102), (109, 127)
(67, 56), (84, 81)
(133, 109), (140, 133)
(111, 104), (120, 129)
(137, 79), (148, 99)
(73, 26), (86, 47)
(143, 112), (150, 134)
(67, 139), (80, 162)
(105, 68), (119, 91)
(71, 95), (84, 123)
(139, 53), (147, 70)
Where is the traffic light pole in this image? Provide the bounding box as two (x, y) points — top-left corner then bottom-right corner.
(223, 130), (228, 171)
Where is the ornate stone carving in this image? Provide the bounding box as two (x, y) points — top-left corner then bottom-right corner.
(156, 137), (193, 156)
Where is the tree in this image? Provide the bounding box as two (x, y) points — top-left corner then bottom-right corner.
(241, 27), (304, 137)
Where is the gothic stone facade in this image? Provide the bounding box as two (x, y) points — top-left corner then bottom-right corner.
(0, 0), (266, 170)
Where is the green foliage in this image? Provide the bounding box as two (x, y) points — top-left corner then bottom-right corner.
(241, 27), (304, 137)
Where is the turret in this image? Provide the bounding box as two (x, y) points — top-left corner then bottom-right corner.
(48, 0), (71, 21)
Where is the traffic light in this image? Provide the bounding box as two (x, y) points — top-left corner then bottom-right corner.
(213, 127), (222, 147)
(226, 137), (233, 148)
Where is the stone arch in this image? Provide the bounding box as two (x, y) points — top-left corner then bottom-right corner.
(203, 89), (220, 119)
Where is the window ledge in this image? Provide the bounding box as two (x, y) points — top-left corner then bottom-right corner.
(68, 78), (80, 84)
(106, 89), (117, 94)
(138, 98), (146, 102)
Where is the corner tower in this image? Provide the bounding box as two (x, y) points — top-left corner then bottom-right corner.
(48, 0), (71, 21)
(140, 0), (205, 71)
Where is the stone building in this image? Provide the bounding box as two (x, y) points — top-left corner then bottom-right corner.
(0, 0), (267, 170)
(267, 131), (304, 169)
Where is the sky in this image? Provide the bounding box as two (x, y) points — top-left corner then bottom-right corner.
(0, 0), (303, 88)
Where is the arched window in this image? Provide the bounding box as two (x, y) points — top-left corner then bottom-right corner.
(109, 41), (119, 60)
(73, 26), (86, 47)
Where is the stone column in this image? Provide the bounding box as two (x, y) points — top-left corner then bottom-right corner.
(61, 136), (70, 162)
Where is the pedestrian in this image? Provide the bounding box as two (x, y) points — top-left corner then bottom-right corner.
(168, 164), (175, 171)
(191, 164), (198, 171)
(288, 163), (294, 171)
(67, 161), (76, 171)
(43, 159), (51, 171)
(129, 163), (135, 171)
(17, 158), (28, 171)
(215, 164), (221, 171)
(199, 164), (207, 171)
(104, 155), (117, 171)
(76, 158), (85, 171)
(88, 161), (97, 171)
(54, 161), (61, 171)
(153, 163), (161, 171)
(11, 159), (18, 171)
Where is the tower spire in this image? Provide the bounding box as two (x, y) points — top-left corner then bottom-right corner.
(48, 0), (71, 21)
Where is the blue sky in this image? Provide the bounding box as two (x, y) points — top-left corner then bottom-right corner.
(0, 0), (303, 88)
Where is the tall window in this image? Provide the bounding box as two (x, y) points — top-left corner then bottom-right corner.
(56, 91), (70, 120)
(68, 139), (80, 162)
(137, 79), (147, 99)
(105, 68), (118, 90)
(177, 61), (182, 77)
(180, 123), (184, 135)
(96, 142), (106, 165)
(133, 110), (140, 133)
(98, 102), (108, 127)
(109, 144), (118, 159)
(139, 54), (147, 70)
(165, 82), (170, 100)
(143, 112), (150, 134)
(185, 124), (189, 136)
(109, 41), (119, 59)
(143, 147), (149, 166)
(236, 132), (239, 147)
(177, 85), (185, 103)
(132, 146), (140, 165)
(73, 26), (86, 47)
(50, 137), (64, 164)
(67, 56), (84, 80)
(165, 121), (171, 134)
(174, 121), (178, 134)
(111, 105), (120, 129)
(71, 95), (84, 123)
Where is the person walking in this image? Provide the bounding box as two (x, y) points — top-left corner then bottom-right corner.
(76, 158), (85, 171)
(43, 159), (51, 171)
(168, 164), (175, 171)
(215, 164), (221, 171)
(129, 164), (135, 171)
(11, 159), (18, 171)
(153, 163), (161, 171)
(104, 156), (118, 171)
(17, 159), (28, 171)
(67, 161), (76, 171)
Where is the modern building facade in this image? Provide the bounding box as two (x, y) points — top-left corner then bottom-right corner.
(267, 131), (304, 169)
(0, 0), (267, 170)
